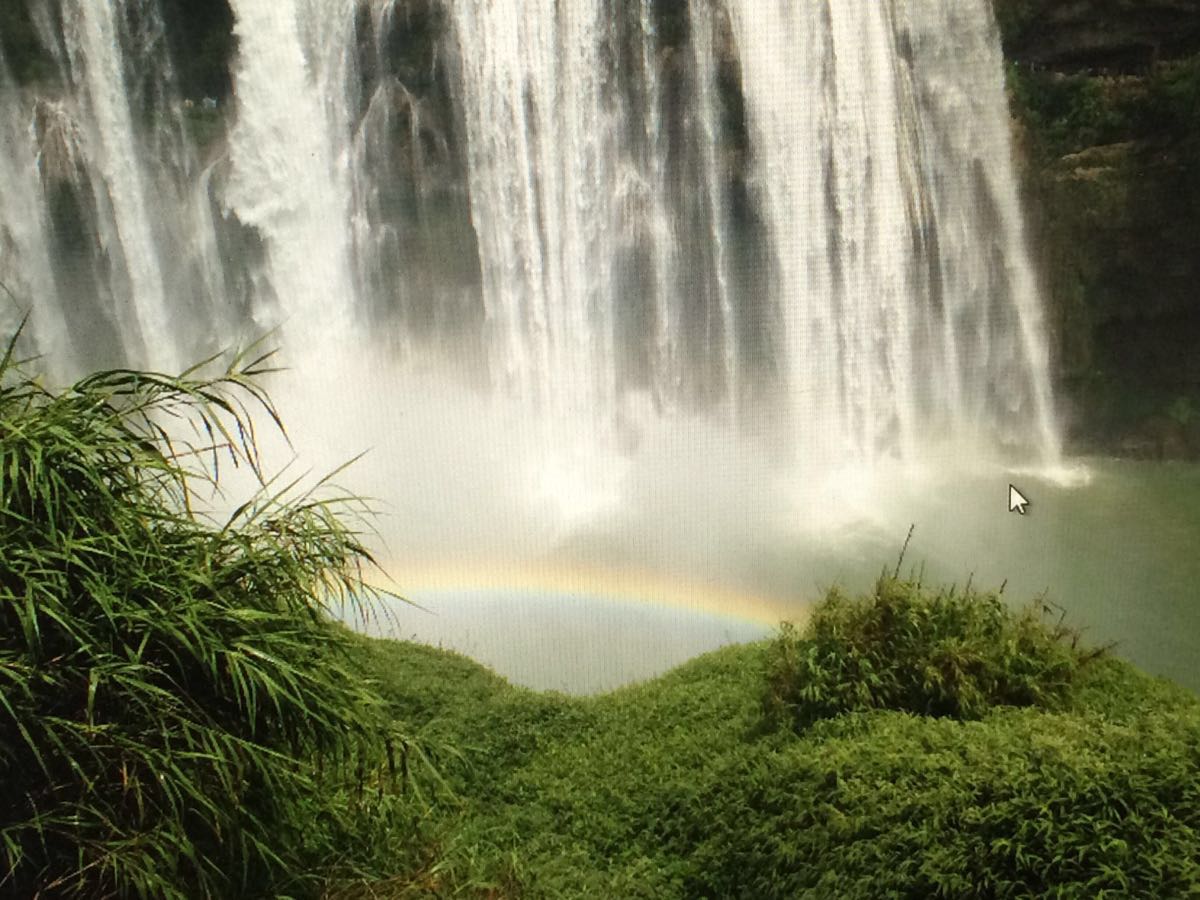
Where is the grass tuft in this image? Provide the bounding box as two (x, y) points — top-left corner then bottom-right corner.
(764, 575), (1101, 728)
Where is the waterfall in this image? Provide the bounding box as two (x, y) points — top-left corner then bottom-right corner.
(445, 0), (621, 451)
(0, 66), (67, 360)
(727, 0), (1058, 467)
(688, 2), (738, 421)
(223, 0), (359, 353)
(0, 0), (237, 375)
(0, 0), (1059, 481)
(60, 2), (174, 366)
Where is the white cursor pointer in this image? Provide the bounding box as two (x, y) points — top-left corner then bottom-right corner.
(1008, 484), (1030, 515)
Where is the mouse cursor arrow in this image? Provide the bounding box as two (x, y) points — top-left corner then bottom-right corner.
(1008, 484), (1030, 515)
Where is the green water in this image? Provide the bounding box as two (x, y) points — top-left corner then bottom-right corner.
(964, 460), (1200, 690)
(757, 459), (1200, 692)
(365, 458), (1200, 695)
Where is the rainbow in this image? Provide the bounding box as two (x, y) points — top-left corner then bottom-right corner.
(364, 558), (804, 629)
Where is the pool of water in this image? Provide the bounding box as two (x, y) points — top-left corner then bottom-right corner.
(352, 457), (1200, 695)
(360, 587), (770, 694)
(883, 459), (1200, 692)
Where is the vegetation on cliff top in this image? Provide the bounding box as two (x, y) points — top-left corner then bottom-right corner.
(1004, 24), (1200, 457)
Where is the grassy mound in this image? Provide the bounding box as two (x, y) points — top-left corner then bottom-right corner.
(341, 585), (1200, 898)
(683, 689), (1200, 897)
(0, 340), (400, 898)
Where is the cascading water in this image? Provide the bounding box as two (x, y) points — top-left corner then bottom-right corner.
(0, 66), (66, 360)
(726, 0), (1058, 470)
(223, 0), (358, 350)
(0, 0), (240, 375)
(442, 0), (1058, 472)
(688, 1), (738, 423)
(445, 1), (621, 452)
(0, 0), (1059, 536)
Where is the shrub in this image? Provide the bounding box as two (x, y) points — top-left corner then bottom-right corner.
(765, 576), (1097, 728)
(0, 334), (395, 898)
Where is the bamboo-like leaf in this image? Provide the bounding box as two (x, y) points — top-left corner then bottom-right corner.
(0, 339), (408, 897)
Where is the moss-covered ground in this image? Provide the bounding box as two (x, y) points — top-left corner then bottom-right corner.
(338, 584), (1200, 899)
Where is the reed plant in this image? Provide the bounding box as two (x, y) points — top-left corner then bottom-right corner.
(0, 329), (398, 898)
(764, 572), (1102, 729)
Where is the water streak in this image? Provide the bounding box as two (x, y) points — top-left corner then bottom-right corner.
(728, 0), (1058, 468)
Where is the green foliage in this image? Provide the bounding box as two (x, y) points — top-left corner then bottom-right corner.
(0, 332), (400, 898)
(764, 576), (1094, 728)
(1009, 56), (1200, 160)
(3, 304), (1180, 897)
(339, 627), (1200, 899)
(1007, 67), (1133, 157)
(1006, 51), (1200, 450)
(681, 704), (1200, 898)
(991, 0), (1040, 51)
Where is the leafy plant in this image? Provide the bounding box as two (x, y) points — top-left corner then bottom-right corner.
(0, 329), (399, 898)
(764, 574), (1101, 728)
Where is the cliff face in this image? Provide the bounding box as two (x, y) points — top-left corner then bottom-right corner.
(997, 0), (1200, 456)
(997, 0), (1200, 70)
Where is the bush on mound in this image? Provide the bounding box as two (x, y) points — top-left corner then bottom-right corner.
(0, 338), (395, 898)
(765, 575), (1101, 728)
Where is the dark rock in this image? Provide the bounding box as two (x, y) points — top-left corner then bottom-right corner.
(1122, 414), (1192, 459)
(1185, 417), (1200, 457)
(999, 0), (1200, 71)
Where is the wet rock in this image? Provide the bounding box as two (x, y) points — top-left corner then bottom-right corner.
(998, 0), (1200, 72)
(1121, 414), (1193, 459)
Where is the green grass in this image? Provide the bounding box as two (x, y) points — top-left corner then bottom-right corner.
(340, 580), (1200, 899)
(764, 575), (1099, 727)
